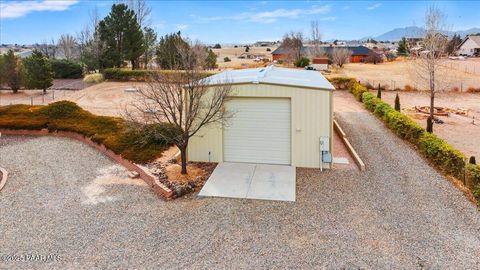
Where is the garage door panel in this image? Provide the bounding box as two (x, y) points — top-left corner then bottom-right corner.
(224, 98), (291, 165)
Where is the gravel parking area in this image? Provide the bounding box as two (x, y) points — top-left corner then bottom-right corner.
(1, 112), (480, 270)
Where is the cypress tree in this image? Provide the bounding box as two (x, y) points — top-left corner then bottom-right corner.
(469, 156), (476, 165)
(394, 93), (401, 111)
(377, 83), (382, 99)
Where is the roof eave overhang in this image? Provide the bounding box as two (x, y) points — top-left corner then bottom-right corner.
(205, 81), (335, 91)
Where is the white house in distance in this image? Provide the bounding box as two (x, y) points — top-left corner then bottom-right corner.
(187, 66), (335, 169)
(458, 35), (480, 56)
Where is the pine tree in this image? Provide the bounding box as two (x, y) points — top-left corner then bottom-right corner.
(397, 37), (408, 56)
(204, 49), (217, 69)
(142, 27), (157, 69)
(156, 32), (190, 70)
(446, 34), (462, 55)
(394, 93), (401, 111)
(1, 50), (23, 93)
(23, 50), (53, 94)
(98, 4), (145, 70)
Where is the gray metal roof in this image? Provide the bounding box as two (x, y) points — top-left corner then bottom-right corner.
(205, 65), (335, 90)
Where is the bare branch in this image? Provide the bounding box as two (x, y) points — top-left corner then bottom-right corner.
(126, 41), (234, 174)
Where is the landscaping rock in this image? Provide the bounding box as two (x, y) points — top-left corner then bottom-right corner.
(128, 171), (139, 179)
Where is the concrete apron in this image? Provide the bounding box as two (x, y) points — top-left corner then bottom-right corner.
(198, 162), (296, 202)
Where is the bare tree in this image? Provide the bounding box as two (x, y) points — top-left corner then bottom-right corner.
(121, 0), (152, 27)
(331, 48), (352, 68)
(77, 7), (102, 72)
(36, 38), (57, 59)
(280, 31), (304, 64)
(411, 5), (450, 133)
(308, 20), (325, 58)
(125, 41), (233, 174)
(58, 34), (76, 60)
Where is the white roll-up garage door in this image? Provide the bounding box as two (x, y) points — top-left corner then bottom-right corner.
(224, 98), (291, 165)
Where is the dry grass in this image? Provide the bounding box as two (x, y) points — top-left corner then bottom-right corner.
(165, 164), (205, 185)
(327, 59), (480, 91)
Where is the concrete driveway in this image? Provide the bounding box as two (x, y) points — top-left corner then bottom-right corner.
(198, 162), (296, 201)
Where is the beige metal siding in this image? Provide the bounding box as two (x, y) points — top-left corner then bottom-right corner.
(187, 83), (332, 168)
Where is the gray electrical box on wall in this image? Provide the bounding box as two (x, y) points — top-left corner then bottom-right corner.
(319, 136), (330, 152)
(319, 136), (331, 172)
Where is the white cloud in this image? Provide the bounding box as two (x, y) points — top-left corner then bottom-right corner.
(319, 16), (336, 21)
(366, 3), (382, 10)
(175, 24), (189, 30)
(152, 20), (166, 29)
(0, 0), (79, 19)
(195, 5), (331, 24)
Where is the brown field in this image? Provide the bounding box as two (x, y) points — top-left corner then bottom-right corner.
(0, 82), (145, 116)
(0, 79), (88, 106)
(375, 90), (480, 159)
(327, 58), (480, 91)
(62, 82), (147, 117)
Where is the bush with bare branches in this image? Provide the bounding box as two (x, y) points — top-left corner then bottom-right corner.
(331, 48), (352, 68)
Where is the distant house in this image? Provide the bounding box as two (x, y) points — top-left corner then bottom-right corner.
(322, 46), (372, 63)
(405, 37), (424, 49)
(311, 57), (329, 70)
(458, 35), (480, 56)
(254, 41), (277, 47)
(272, 46), (372, 63)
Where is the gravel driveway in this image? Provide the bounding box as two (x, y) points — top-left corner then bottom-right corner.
(1, 109), (480, 270)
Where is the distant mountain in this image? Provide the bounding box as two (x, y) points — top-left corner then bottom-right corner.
(362, 26), (480, 41)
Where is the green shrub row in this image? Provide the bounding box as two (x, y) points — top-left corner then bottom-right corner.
(102, 68), (216, 81)
(0, 101), (180, 164)
(51, 59), (83, 79)
(347, 82), (480, 204)
(351, 82), (369, 102)
(361, 91), (466, 179)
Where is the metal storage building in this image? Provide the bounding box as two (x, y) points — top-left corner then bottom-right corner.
(188, 65), (335, 168)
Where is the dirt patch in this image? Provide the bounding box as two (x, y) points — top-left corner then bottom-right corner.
(82, 165), (147, 205)
(147, 158), (217, 198)
(166, 164), (205, 185)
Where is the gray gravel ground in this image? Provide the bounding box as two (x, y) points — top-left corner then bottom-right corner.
(1, 110), (480, 270)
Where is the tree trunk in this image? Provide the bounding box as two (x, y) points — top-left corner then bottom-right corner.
(43, 88), (46, 94)
(180, 146), (187, 175)
(427, 69), (435, 133)
(12, 88), (18, 94)
(426, 116), (433, 133)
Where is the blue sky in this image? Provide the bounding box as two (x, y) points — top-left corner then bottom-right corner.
(1, 0), (479, 44)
